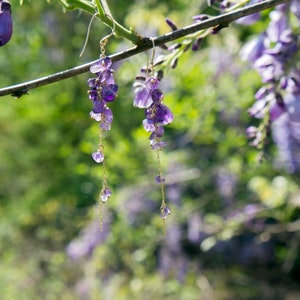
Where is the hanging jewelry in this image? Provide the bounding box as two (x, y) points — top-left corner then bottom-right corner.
(133, 38), (173, 234)
(87, 18), (118, 230)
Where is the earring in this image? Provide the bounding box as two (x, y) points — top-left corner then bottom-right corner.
(133, 38), (174, 234)
(87, 18), (118, 230)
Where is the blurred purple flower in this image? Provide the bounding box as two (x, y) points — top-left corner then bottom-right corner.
(240, 33), (267, 63)
(255, 85), (275, 100)
(270, 100), (285, 122)
(266, 9), (289, 43)
(284, 90), (300, 124)
(66, 219), (110, 260)
(165, 18), (178, 31)
(236, 13), (260, 25)
(0, 0), (12, 46)
(291, 0), (300, 19)
(272, 112), (300, 173)
(253, 54), (284, 83)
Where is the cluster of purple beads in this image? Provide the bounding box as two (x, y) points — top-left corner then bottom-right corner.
(87, 57), (118, 164)
(134, 75), (174, 150)
(134, 73), (173, 220)
(87, 57), (118, 202)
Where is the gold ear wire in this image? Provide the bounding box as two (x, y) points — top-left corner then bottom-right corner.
(149, 37), (156, 76)
(100, 14), (116, 58)
(79, 12), (98, 57)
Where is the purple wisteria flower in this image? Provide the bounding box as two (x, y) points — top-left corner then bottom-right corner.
(87, 57), (118, 162)
(241, 4), (300, 172)
(0, 0), (12, 46)
(291, 0), (300, 19)
(240, 33), (267, 63)
(235, 0), (262, 25)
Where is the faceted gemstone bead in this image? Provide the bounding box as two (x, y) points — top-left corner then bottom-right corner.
(161, 206), (171, 219)
(99, 69), (113, 83)
(156, 175), (165, 184)
(93, 100), (105, 113)
(152, 89), (164, 102)
(143, 119), (155, 132)
(102, 107), (113, 124)
(100, 187), (112, 202)
(90, 111), (101, 122)
(92, 151), (104, 163)
(149, 126), (164, 140)
(155, 104), (174, 124)
(100, 120), (112, 131)
(134, 86), (152, 108)
(88, 88), (99, 101)
(90, 57), (112, 73)
(102, 84), (118, 102)
(87, 78), (97, 87)
(145, 77), (160, 89)
(150, 139), (167, 150)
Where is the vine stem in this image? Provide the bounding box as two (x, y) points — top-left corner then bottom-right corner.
(0, 0), (290, 98)
(94, 0), (141, 44)
(58, 0), (141, 44)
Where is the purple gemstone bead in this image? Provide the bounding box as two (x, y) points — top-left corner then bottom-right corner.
(100, 187), (112, 202)
(92, 151), (104, 163)
(143, 119), (155, 132)
(145, 77), (160, 89)
(134, 86), (152, 108)
(90, 57), (112, 73)
(93, 100), (105, 113)
(102, 84), (118, 102)
(90, 111), (101, 122)
(149, 126), (164, 140)
(155, 104), (174, 124)
(87, 78), (97, 88)
(161, 206), (171, 220)
(89, 88), (99, 101)
(103, 106), (113, 123)
(156, 175), (165, 184)
(99, 69), (113, 83)
(150, 139), (167, 150)
(152, 89), (164, 102)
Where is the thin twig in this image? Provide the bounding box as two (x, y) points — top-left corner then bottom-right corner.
(0, 0), (290, 98)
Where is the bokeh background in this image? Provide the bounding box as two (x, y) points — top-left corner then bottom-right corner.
(1, 1), (300, 299)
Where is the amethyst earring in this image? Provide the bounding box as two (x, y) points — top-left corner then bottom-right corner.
(87, 25), (118, 230)
(133, 39), (173, 233)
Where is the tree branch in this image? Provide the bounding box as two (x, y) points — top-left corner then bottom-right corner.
(0, 0), (290, 98)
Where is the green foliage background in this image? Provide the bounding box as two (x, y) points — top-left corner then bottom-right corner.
(0, 1), (300, 299)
